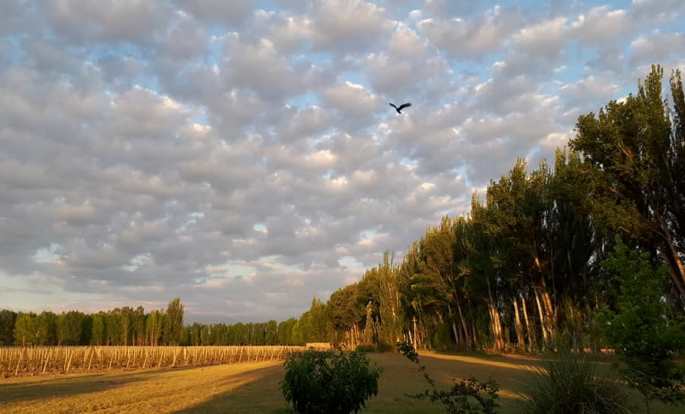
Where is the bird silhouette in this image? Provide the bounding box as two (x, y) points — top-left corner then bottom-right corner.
(389, 102), (411, 114)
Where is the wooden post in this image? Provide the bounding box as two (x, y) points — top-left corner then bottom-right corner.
(42, 348), (51, 374)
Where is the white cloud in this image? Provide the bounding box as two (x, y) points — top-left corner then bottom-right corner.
(630, 32), (685, 64)
(417, 6), (523, 59)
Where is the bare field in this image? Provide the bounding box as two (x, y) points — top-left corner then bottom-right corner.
(0, 360), (284, 414)
(0, 353), (679, 414)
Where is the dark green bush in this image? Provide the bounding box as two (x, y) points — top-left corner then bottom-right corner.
(281, 350), (381, 414)
(521, 351), (631, 414)
(599, 239), (685, 410)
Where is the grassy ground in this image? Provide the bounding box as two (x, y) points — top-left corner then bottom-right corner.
(0, 352), (679, 413)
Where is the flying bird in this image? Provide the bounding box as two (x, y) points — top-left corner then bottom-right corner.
(389, 102), (411, 114)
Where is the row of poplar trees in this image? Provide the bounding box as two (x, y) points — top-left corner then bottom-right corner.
(0, 298), (184, 346)
(296, 65), (685, 352)
(0, 297), (306, 346)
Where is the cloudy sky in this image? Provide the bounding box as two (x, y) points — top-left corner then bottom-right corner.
(1, 0), (684, 322)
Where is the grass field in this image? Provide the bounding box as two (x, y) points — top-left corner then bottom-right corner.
(0, 352), (679, 413)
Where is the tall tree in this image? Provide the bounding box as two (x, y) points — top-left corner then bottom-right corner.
(35, 311), (57, 345)
(91, 313), (106, 345)
(0, 310), (17, 345)
(571, 65), (685, 302)
(166, 298), (184, 345)
(57, 311), (84, 345)
(14, 313), (37, 346)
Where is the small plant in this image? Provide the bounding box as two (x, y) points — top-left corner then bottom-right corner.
(521, 351), (631, 414)
(397, 341), (500, 414)
(281, 350), (381, 414)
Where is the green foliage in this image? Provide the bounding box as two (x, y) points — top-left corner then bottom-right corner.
(397, 341), (500, 414)
(91, 313), (105, 345)
(600, 238), (685, 408)
(56, 311), (85, 345)
(415, 377), (499, 414)
(35, 312), (57, 345)
(281, 350), (381, 414)
(0, 309), (17, 345)
(570, 65), (685, 299)
(14, 313), (37, 346)
(165, 298), (184, 345)
(522, 351), (630, 414)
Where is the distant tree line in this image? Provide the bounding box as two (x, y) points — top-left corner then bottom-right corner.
(0, 298), (185, 346)
(0, 297), (318, 347)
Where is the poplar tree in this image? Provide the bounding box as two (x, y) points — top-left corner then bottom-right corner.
(571, 65), (685, 302)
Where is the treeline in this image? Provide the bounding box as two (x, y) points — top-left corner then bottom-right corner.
(0, 298), (310, 347)
(0, 298), (184, 346)
(293, 65), (685, 353)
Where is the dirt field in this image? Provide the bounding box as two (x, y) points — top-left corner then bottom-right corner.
(0, 352), (678, 413)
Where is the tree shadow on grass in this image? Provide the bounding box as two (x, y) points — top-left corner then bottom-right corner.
(173, 363), (290, 414)
(0, 368), (175, 405)
(175, 354), (538, 414)
(361, 353), (531, 414)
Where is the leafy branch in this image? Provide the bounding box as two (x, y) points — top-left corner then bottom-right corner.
(397, 341), (500, 414)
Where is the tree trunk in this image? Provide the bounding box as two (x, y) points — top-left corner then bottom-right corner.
(446, 303), (461, 348)
(534, 289), (550, 350)
(471, 319), (479, 349)
(520, 295), (535, 352)
(513, 298), (526, 352)
(454, 297), (472, 350)
(488, 302), (504, 351)
(486, 277), (505, 351)
(542, 288), (556, 340)
(658, 218), (685, 304)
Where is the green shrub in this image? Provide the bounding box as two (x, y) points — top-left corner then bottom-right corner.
(599, 238), (685, 411)
(521, 351), (630, 414)
(281, 350), (381, 414)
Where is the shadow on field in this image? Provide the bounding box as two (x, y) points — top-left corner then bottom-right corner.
(366, 353), (531, 413)
(173, 364), (289, 414)
(173, 353), (538, 414)
(0, 370), (160, 405)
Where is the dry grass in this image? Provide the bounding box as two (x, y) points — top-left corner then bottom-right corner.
(0, 352), (680, 413)
(0, 360), (283, 413)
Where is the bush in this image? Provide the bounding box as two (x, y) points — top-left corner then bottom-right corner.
(599, 239), (685, 410)
(521, 351), (630, 414)
(281, 350), (381, 414)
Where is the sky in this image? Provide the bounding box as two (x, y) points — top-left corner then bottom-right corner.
(1, 0), (684, 323)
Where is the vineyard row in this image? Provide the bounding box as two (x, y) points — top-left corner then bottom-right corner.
(0, 345), (305, 377)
